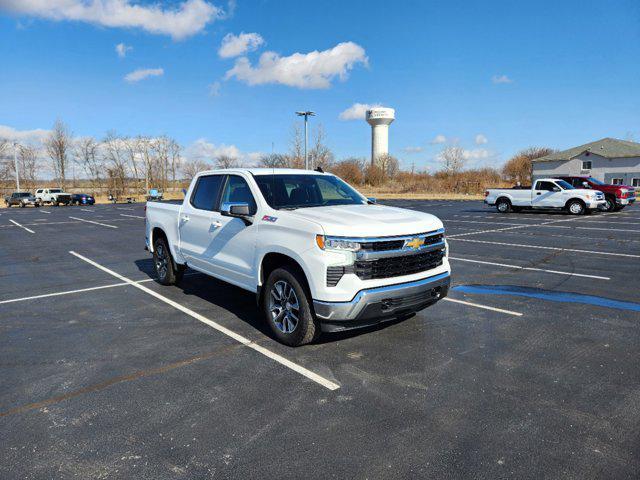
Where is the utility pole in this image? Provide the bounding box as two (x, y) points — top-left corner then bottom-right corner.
(295, 111), (315, 169)
(13, 142), (20, 191)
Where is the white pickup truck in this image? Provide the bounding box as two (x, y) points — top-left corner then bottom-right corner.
(35, 188), (72, 206)
(146, 168), (450, 346)
(484, 178), (606, 215)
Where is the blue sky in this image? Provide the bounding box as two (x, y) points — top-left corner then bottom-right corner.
(1, 0), (639, 170)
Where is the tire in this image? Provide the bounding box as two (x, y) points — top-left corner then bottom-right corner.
(567, 199), (586, 215)
(496, 198), (512, 213)
(153, 237), (184, 286)
(602, 196), (616, 212)
(262, 266), (319, 347)
(614, 205), (625, 212)
(20, 202), (25, 208)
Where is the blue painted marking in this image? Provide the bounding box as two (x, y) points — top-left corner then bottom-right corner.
(452, 285), (640, 313)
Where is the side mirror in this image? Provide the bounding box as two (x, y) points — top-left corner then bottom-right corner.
(367, 197), (377, 204)
(582, 182), (590, 188)
(221, 202), (253, 224)
(552, 187), (561, 192)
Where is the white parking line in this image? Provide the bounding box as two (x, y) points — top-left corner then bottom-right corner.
(447, 216), (582, 238)
(117, 207), (134, 210)
(69, 251), (340, 391)
(443, 297), (523, 316)
(9, 219), (35, 234)
(40, 210), (51, 214)
(449, 238), (640, 258)
(445, 218), (640, 234)
(68, 216), (118, 229)
(80, 208), (94, 213)
(449, 256), (610, 280)
(120, 213), (145, 219)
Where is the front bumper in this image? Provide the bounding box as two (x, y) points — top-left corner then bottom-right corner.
(313, 271), (451, 332)
(588, 199), (607, 209)
(618, 197), (635, 206)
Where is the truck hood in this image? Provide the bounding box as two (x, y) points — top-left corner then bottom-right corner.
(287, 204), (444, 237)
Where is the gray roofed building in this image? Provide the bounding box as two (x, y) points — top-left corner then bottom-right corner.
(532, 137), (640, 187)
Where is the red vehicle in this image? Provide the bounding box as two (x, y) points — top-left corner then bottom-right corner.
(558, 176), (636, 212)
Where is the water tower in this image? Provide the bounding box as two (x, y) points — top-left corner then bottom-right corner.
(366, 107), (395, 164)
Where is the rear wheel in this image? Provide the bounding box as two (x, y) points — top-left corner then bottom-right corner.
(567, 199), (586, 215)
(496, 198), (511, 213)
(153, 237), (184, 285)
(263, 266), (318, 347)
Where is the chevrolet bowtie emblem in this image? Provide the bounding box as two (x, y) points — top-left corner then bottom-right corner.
(404, 237), (423, 250)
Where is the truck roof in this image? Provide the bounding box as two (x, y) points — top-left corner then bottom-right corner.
(196, 168), (332, 176)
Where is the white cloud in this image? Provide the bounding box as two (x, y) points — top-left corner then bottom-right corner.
(115, 42), (132, 58)
(225, 41), (368, 89)
(0, 124), (50, 143)
(339, 102), (381, 121)
(402, 146), (424, 154)
(0, 0), (224, 40)
(184, 138), (262, 166)
(430, 134), (447, 144)
(492, 74), (513, 84)
(208, 81), (221, 96)
(475, 134), (488, 145)
(462, 148), (491, 160)
(218, 32), (264, 58)
(124, 68), (164, 83)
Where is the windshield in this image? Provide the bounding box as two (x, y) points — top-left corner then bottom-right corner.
(16, 192), (31, 197)
(587, 177), (605, 185)
(556, 180), (574, 190)
(254, 174), (366, 209)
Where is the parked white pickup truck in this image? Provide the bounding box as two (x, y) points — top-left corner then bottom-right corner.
(146, 168), (450, 346)
(35, 188), (72, 206)
(484, 178), (606, 215)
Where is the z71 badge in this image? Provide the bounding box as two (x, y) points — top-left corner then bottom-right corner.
(262, 215), (278, 223)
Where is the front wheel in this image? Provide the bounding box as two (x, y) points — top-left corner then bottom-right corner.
(263, 266), (319, 347)
(602, 196), (616, 212)
(567, 200), (586, 215)
(153, 237), (184, 285)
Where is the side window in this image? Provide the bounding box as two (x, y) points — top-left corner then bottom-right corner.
(536, 181), (556, 191)
(190, 175), (224, 211)
(220, 175), (257, 215)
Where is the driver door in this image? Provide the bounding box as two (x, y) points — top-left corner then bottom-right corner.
(532, 181), (559, 207)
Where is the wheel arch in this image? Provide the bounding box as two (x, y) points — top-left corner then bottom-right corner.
(258, 252), (312, 306)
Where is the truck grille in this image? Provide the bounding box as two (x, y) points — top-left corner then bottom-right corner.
(354, 248), (445, 280)
(326, 247), (445, 286)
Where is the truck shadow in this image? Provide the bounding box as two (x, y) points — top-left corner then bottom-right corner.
(133, 258), (404, 345)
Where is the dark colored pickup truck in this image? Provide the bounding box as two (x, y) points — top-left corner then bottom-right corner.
(559, 176), (636, 212)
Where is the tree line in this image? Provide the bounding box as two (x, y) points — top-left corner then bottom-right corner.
(0, 119), (553, 197)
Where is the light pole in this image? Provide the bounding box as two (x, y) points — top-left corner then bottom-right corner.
(13, 142), (20, 191)
(296, 111), (315, 169)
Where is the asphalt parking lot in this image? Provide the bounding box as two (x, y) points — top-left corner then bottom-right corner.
(1, 200), (639, 479)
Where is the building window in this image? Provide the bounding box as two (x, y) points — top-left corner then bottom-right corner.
(611, 178), (624, 185)
(581, 160), (592, 170)
(632, 178), (640, 187)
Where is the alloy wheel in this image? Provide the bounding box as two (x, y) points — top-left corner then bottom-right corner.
(268, 280), (300, 334)
(155, 244), (168, 279)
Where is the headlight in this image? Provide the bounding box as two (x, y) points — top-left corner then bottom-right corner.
(316, 235), (361, 251)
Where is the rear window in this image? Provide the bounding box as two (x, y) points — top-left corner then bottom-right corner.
(190, 175), (224, 211)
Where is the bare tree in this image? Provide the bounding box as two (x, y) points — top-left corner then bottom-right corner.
(502, 147), (554, 184)
(438, 146), (466, 174)
(102, 131), (129, 197)
(45, 119), (72, 189)
(215, 154), (238, 169)
(182, 159), (211, 180)
(16, 145), (40, 190)
(308, 124), (334, 170)
(288, 123), (304, 169)
(376, 153), (400, 179)
(0, 139), (10, 184)
(74, 137), (103, 191)
(259, 153), (290, 168)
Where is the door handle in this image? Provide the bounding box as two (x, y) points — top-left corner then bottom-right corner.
(181, 215), (190, 222)
(536, 192), (541, 195)
(211, 220), (222, 228)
